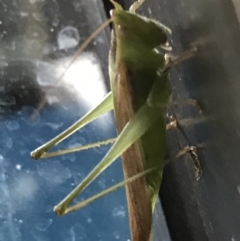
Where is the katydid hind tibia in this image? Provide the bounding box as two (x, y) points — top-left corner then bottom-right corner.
(31, 1), (200, 240)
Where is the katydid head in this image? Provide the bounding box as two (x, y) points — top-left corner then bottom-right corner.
(112, 8), (171, 50)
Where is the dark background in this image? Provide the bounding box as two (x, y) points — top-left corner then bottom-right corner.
(115, 0), (240, 241)
(1, 0), (240, 240)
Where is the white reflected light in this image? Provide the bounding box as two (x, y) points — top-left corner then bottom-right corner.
(57, 51), (108, 109)
(36, 51), (114, 132)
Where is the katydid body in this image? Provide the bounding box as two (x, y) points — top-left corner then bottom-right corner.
(31, 1), (179, 241)
(108, 2), (172, 240)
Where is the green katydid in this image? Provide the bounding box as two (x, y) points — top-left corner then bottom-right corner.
(31, 0), (200, 240)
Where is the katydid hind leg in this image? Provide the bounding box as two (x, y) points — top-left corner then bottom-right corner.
(54, 165), (158, 215)
(53, 104), (160, 215)
(31, 92), (113, 159)
(34, 118), (178, 160)
(38, 137), (117, 159)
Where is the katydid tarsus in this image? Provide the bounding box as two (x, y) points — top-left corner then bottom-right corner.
(31, 0), (202, 240)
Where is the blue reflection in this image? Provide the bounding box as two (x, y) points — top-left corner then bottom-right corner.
(0, 56), (130, 241)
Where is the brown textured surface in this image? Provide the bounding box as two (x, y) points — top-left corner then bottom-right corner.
(113, 62), (152, 241)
